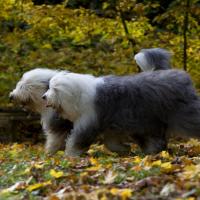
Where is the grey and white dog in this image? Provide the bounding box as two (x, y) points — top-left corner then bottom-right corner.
(9, 68), (73, 154)
(134, 48), (171, 71)
(43, 69), (200, 157)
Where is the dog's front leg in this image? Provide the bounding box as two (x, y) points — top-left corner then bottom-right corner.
(65, 116), (98, 157)
(45, 131), (66, 154)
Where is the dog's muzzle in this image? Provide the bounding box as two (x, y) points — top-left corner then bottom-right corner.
(9, 93), (14, 101)
(42, 94), (51, 107)
(42, 94), (46, 100)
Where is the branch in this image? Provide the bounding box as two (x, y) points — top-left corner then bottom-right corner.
(119, 10), (140, 71)
(119, 10), (136, 51)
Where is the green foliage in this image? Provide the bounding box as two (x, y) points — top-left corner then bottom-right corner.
(0, 0), (199, 107)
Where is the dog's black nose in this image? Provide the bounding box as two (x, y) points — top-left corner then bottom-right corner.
(42, 94), (46, 100)
(9, 94), (14, 101)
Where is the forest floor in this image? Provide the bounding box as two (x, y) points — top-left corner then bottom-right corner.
(1, 139), (200, 200)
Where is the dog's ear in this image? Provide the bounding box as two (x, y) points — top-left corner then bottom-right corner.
(40, 80), (50, 89)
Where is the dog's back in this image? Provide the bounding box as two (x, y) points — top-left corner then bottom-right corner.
(95, 70), (198, 134)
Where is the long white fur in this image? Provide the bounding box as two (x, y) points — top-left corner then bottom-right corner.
(43, 72), (104, 156)
(10, 68), (69, 154)
(44, 72), (103, 121)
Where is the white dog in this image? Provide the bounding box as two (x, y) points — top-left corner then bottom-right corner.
(134, 48), (171, 71)
(43, 69), (200, 157)
(9, 68), (72, 154)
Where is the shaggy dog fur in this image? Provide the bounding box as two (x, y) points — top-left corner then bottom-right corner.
(9, 68), (73, 154)
(43, 69), (200, 157)
(134, 48), (171, 71)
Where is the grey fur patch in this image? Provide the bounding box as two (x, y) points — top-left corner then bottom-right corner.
(73, 69), (200, 154)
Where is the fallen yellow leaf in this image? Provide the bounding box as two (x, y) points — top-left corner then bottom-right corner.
(50, 169), (64, 178)
(121, 189), (132, 200)
(187, 139), (200, 146)
(56, 151), (64, 156)
(133, 156), (142, 164)
(100, 194), (108, 200)
(11, 143), (24, 150)
(86, 165), (101, 171)
(110, 188), (132, 200)
(90, 157), (99, 165)
(152, 160), (162, 167)
(141, 155), (152, 167)
(161, 162), (173, 173)
(27, 181), (51, 192)
(181, 164), (200, 180)
(42, 43), (52, 49)
(34, 163), (44, 169)
(24, 167), (31, 174)
(110, 188), (119, 195)
(160, 151), (170, 159)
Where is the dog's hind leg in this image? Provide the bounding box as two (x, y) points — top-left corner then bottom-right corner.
(169, 100), (200, 139)
(139, 136), (167, 154)
(133, 129), (168, 155)
(103, 132), (131, 155)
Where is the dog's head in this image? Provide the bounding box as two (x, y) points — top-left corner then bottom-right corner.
(9, 68), (57, 113)
(43, 71), (101, 122)
(43, 72), (86, 122)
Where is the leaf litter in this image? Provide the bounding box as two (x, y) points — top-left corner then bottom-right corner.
(1, 139), (200, 199)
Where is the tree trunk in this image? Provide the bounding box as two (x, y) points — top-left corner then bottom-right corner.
(183, 0), (190, 71)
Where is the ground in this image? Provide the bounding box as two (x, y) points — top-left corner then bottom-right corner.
(1, 139), (200, 200)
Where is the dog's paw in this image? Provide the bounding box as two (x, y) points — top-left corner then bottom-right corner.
(64, 146), (83, 157)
